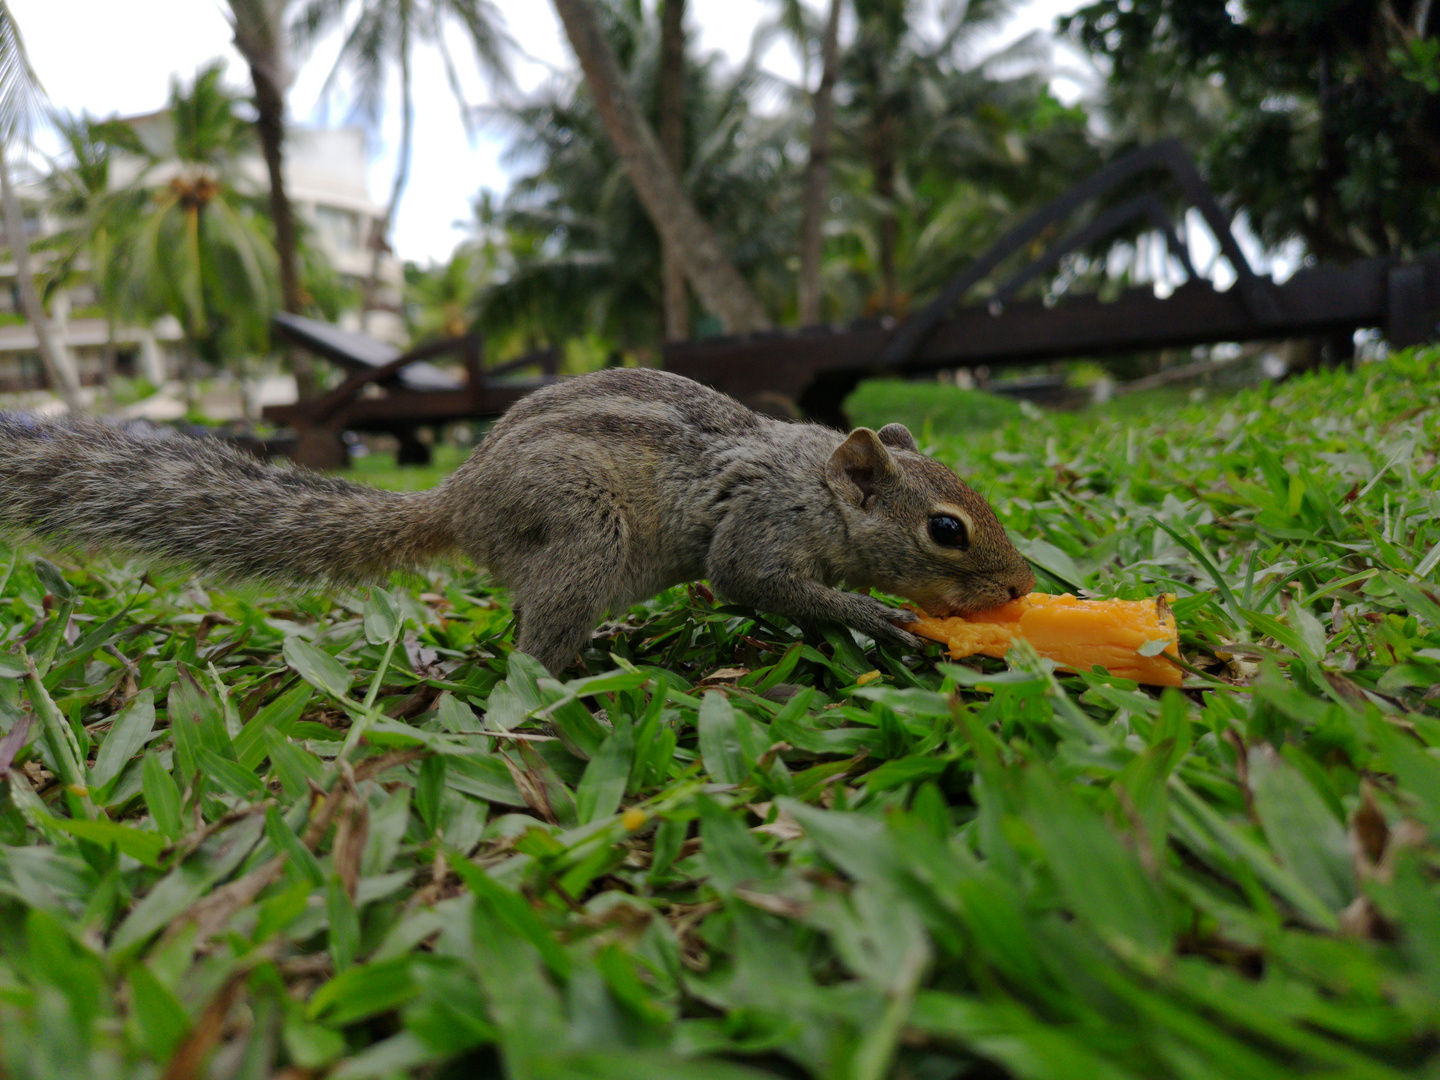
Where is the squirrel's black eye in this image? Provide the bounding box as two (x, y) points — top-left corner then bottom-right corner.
(928, 514), (970, 549)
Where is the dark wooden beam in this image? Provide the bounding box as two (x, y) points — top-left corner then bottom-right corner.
(263, 379), (553, 431)
(663, 256), (1439, 406)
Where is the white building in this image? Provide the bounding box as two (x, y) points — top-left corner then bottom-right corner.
(0, 121), (402, 395)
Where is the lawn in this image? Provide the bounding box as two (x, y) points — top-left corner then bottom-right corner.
(2, 349), (1439, 1079)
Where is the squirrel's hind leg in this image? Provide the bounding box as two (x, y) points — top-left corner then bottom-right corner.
(504, 522), (633, 675)
(459, 453), (636, 675)
(510, 576), (617, 676)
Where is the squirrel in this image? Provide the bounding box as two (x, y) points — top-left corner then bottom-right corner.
(0, 368), (1034, 674)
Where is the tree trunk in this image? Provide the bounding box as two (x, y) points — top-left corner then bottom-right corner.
(247, 51), (318, 398)
(1309, 45), (1354, 262)
(250, 64), (300, 316)
(227, 0), (321, 398)
(100, 315), (117, 409)
(870, 112), (898, 315)
(798, 0), (842, 327)
(0, 140), (83, 412)
(181, 204), (205, 412)
(658, 0), (689, 341)
(363, 28), (413, 337)
(551, 0), (772, 334)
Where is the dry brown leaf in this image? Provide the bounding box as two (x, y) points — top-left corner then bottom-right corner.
(501, 749), (558, 824)
(750, 807), (804, 842)
(331, 765), (369, 901)
(160, 971), (246, 1080)
(1352, 783), (1389, 869)
(699, 667), (749, 684)
(173, 783), (350, 946)
(734, 887), (808, 918)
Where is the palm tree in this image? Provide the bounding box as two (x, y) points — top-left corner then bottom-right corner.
(771, 0), (844, 325)
(0, 1), (82, 411)
(291, 0), (515, 330)
(39, 113), (149, 395)
(226, 0), (322, 399)
(657, 0), (689, 339)
(122, 63), (278, 406)
(550, 0), (773, 333)
(477, 11), (800, 352)
(831, 0), (1097, 315)
(800, 0), (842, 326)
(404, 247), (487, 342)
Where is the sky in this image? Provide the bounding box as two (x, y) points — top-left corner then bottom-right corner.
(11, 0), (1089, 266)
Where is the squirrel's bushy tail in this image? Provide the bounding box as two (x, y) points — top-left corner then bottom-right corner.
(0, 414), (456, 584)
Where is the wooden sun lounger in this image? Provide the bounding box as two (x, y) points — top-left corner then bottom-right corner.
(263, 313), (561, 468)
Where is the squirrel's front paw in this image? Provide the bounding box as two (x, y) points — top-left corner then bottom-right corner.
(851, 597), (923, 649)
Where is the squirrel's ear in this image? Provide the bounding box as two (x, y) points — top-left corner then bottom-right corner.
(825, 428), (895, 508)
(877, 423), (917, 452)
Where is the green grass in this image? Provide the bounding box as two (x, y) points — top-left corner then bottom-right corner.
(3, 349), (1440, 1079)
(349, 442), (471, 491)
(844, 377), (1023, 437)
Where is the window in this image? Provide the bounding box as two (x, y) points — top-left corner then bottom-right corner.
(314, 205), (364, 255)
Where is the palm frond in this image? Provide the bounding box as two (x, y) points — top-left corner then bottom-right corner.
(445, 0), (516, 89)
(323, 2), (392, 122)
(227, 0), (295, 93)
(434, 26), (477, 138)
(289, 0), (354, 54)
(973, 28), (1052, 81)
(0, 1), (46, 140)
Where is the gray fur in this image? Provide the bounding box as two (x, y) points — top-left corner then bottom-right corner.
(1, 369), (1035, 673)
(0, 413), (451, 584)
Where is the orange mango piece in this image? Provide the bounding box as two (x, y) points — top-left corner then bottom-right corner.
(908, 592), (1183, 687)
